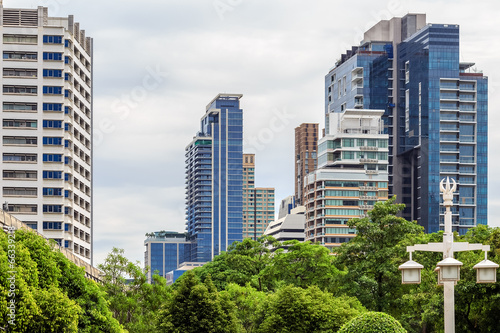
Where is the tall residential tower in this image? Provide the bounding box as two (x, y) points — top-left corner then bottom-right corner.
(325, 14), (487, 234)
(185, 94), (243, 262)
(0, 6), (93, 261)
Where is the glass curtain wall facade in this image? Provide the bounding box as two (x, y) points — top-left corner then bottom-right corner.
(144, 231), (190, 283)
(397, 25), (488, 234)
(324, 15), (487, 234)
(185, 94), (243, 262)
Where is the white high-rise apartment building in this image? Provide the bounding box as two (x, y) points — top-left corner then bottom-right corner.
(0, 6), (93, 262)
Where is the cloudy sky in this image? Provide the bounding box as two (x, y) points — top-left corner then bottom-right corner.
(5, 0), (500, 266)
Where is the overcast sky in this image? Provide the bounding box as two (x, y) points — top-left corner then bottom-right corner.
(5, 0), (500, 266)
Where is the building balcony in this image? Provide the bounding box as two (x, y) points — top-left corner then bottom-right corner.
(359, 146), (378, 151)
(459, 157), (475, 164)
(351, 73), (363, 82)
(359, 186), (378, 191)
(360, 158), (378, 163)
(359, 196), (377, 200)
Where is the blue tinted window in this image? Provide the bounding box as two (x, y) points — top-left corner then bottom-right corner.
(43, 52), (63, 61)
(43, 35), (63, 44)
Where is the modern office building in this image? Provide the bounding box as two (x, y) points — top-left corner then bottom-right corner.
(144, 231), (191, 283)
(0, 6), (93, 262)
(242, 153), (275, 240)
(185, 94), (243, 262)
(305, 109), (389, 251)
(324, 14), (487, 234)
(294, 123), (318, 206)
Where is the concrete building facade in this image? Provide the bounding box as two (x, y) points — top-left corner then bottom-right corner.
(242, 153), (274, 240)
(305, 109), (389, 251)
(0, 5), (93, 262)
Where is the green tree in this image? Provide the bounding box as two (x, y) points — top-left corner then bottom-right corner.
(220, 283), (267, 332)
(156, 271), (238, 333)
(0, 228), (122, 332)
(194, 236), (278, 291)
(256, 285), (365, 333)
(338, 312), (407, 333)
(265, 240), (341, 292)
(335, 197), (424, 313)
(99, 247), (170, 332)
(453, 225), (500, 332)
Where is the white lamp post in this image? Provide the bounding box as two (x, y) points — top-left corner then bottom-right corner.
(399, 177), (499, 333)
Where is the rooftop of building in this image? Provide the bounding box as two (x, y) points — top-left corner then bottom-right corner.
(144, 231), (188, 243)
(206, 93), (243, 111)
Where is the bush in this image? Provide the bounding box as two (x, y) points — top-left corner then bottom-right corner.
(338, 312), (407, 333)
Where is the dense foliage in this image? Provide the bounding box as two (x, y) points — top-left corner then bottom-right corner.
(0, 228), (122, 332)
(3, 198), (500, 333)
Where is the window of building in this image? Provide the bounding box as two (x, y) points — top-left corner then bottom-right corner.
(43, 188), (62, 196)
(43, 154), (63, 162)
(43, 52), (63, 61)
(43, 120), (62, 129)
(43, 222), (62, 229)
(6, 204), (37, 214)
(342, 138), (354, 147)
(3, 170), (37, 179)
(378, 139), (388, 148)
(3, 136), (37, 145)
(43, 137), (63, 145)
(325, 227), (357, 234)
(43, 86), (63, 95)
(3, 51), (37, 60)
(3, 102), (37, 112)
(3, 187), (37, 196)
(3, 153), (37, 163)
(43, 171), (63, 179)
(43, 69), (62, 78)
(43, 205), (62, 213)
(3, 119), (37, 128)
(25, 222), (37, 230)
(3, 34), (37, 44)
(43, 35), (63, 44)
(43, 103), (63, 112)
(342, 151), (355, 159)
(3, 68), (37, 77)
(378, 152), (388, 160)
(3, 85), (37, 94)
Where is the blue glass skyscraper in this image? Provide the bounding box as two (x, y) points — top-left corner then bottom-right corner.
(325, 14), (487, 234)
(185, 94), (243, 262)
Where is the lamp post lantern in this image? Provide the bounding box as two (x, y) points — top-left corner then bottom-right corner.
(398, 177), (498, 333)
